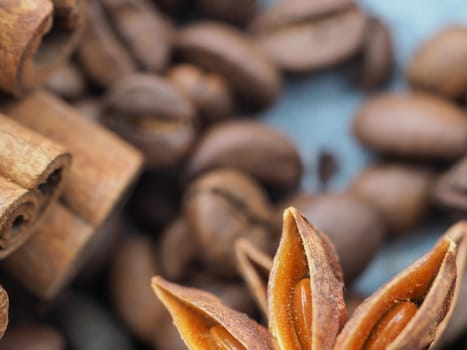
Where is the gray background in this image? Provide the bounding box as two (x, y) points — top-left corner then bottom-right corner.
(259, 0), (467, 294)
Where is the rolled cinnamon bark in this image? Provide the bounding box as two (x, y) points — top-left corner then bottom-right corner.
(5, 91), (143, 227)
(0, 114), (71, 258)
(0, 0), (84, 96)
(4, 203), (93, 299)
(0, 285), (8, 339)
(2, 91), (143, 298)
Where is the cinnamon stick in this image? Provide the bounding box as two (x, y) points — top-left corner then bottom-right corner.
(4, 203), (94, 299)
(0, 114), (71, 258)
(5, 91), (143, 227)
(0, 285), (8, 339)
(0, 0), (84, 96)
(2, 91), (143, 298)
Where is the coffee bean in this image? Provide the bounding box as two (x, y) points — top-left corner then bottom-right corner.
(103, 73), (197, 169)
(175, 21), (281, 110)
(0, 324), (65, 350)
(351, 163), (434, 234)
(56, 294), (134, 350)
(46, 62), (86, 101)
(433, 155), (467, 217)
(291, 193), (384, 284)
(354, 92), (467, 159)
(359, 17), (394, 89)
(250, 0), (367, 72)
(110, 236), (167, 344)
(197, 0), (257, 24)
(77, 2), (137, 87)
(184, 168), (274, 277)
(159, 217), (199, 281)
(167, 64), (233, 124)
(408, 26), (467, 99)
(186, 120), (302, 190)
(100, 0), (173, 73)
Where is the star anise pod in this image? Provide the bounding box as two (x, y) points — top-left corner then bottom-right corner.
(152, 207), (467, 350)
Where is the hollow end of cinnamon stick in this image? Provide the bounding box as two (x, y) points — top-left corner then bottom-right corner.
(0, 0), (84, 96)
(0, 178), (38, 259)
(3, 203), (94, 299)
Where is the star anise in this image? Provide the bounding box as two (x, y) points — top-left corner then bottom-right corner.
(152, 207), (467, 350)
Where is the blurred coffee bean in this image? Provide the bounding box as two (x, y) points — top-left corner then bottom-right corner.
(153, 315), (186, 350)
(186, 120), (302, 190)
(191, 277), (257, 316)
(73, 98), (102, 123)
(100, 0), (172, 73)
(159, 217), (199, 281)
(78, 0), (172, 88)
(351, 164), (434, 235)
(0, 324), (64, 350)
(56, 294), (134, 350)
(78, 2), (137, 87)
(167, 64), (233, 124)
(46, 63), (86, 100)
(408, 26), (467, 99)
(359, 17), (394, 89)
(296, 193), (384, 284)
(250, 0), (367, 72)
(103, 73), (197, 169)
(197, 0), (256, 24)
(76, 213), (127, 284)
(126, 171), (181, 230)
(176, 21), (281, 110)
(184, 169), (274, 277)
(433, 155), (467, 217)
(354, 92), (467, 159)
(111, 236), (167, 344)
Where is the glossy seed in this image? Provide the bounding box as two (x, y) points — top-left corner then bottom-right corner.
(293, 278), (313, 350)
(364, 300), (418, 350)
(210, 325), (246, 350)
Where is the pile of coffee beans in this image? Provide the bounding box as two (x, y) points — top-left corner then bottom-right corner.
(5, 0), (466, 349)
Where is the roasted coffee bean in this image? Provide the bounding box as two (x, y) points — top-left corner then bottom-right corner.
(159, 217), (199, 281)
(56, 294), (134, 350)
(103, 73), (197, 169)
(111, 236), (167, 344)
(433, 155), (467, 217)
(250, 0), (367, 72)
(354, 92), (467, 159)
(197, 0), (257, 24)
(78, 0), (171, 88)
(184, 168), (274, 277)
(186, 120), (302, 190)
(0, 324), (65, 350)
(176, 21), (281, 110)
(408, 26), (467, 99)
(73, 98), (102, 122)
(46, 62), (86, 100)
(359, 17), (394, 89)
(153, 315), (187, 350)
(167, 64), (233, 124)
(292, 193), (384, 283)
(100, 0), (172, 72)
(78, 2), (137, 87)
(351, 163), (434, 235)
